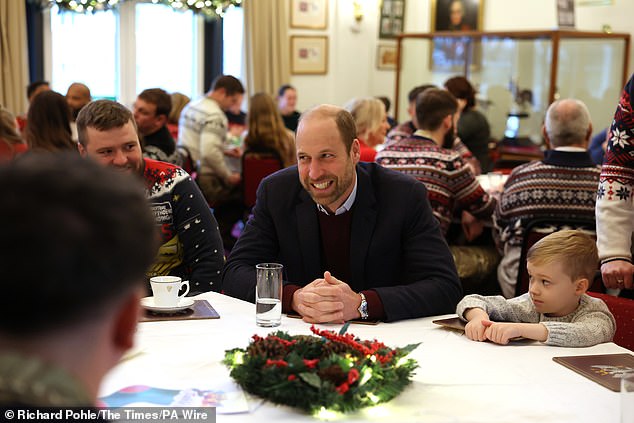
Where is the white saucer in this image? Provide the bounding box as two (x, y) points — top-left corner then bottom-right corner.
(141, 296), (195, 313)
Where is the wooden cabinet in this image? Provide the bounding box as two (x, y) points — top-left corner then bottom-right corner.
(395, 30), (630, 144)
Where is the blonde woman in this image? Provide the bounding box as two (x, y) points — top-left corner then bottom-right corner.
(344, 97), (390, 162)
(244, 93), (295, 167)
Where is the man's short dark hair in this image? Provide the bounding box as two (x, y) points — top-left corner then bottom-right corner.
(138, 88), (172, 117)
(278, 84), (295, 97)
(26, 81), (49, 100)
(408, 84), (437, 103)
(210, 75), (245, 96)
(0, 153), (157, 337)
(416, 88), (458, 131)
(76, 99), (137, 146)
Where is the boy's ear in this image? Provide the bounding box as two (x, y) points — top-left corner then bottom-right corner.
(574, 278), (589, 295)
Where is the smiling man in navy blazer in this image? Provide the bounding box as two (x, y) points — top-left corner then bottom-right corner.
(222, 104), (461, 323)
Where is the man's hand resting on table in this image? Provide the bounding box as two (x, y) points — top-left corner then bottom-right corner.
(291, 271), (362, 324)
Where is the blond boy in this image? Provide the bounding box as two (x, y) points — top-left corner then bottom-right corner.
(457, 230), (616, 347)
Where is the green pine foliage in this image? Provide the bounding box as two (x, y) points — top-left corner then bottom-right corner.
(223, 327), (420, 414)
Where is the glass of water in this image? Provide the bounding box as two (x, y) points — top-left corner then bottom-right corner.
(622, 371), (634, 423)
(256, 263), (283, 327)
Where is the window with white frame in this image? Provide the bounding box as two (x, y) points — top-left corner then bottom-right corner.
(47, 2), (203, 106)
(222, 5), (244, 83)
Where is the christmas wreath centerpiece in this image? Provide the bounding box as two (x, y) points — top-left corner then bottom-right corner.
(223, 324), (420, 415)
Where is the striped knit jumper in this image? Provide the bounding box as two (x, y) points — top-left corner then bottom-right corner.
(494, 149), (600, 297)
(376, 131), (495, 235)
(596, 74), (634, 264)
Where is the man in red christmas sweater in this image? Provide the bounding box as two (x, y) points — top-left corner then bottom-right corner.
(77, 100), (224, 294)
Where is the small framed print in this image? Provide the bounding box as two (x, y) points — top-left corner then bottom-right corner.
(379, 0), (406, 39)
(557, 0), (575, 29)
(377, 45), (398, 70)
(291, 36), (328, 75)
(290, 0), (328, 29)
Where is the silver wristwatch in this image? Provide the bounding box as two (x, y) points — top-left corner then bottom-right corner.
(358, 292), (369, 320)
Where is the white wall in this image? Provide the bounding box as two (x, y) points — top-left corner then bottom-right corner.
(291, 0), (633, 115)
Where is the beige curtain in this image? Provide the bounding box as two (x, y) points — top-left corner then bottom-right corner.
(243, 0), (290, 98)
(0, 0), (29, 115)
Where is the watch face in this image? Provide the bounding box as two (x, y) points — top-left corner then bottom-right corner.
(358, 296), (368, 319)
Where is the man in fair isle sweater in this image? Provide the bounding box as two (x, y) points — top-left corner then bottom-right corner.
(596, 74), (634, 296)
(495, 99), (600, 298)
(376, 88), (494, 240)
(77, 100), (225, 295)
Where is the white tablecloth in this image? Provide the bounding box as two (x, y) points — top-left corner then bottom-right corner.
(100, 292), (629, 422)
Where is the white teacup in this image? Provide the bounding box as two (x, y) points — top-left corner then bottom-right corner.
(150, 276), (190, 307)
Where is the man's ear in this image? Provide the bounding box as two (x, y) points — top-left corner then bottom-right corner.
(574, 278), (589, 295)
(156, 114), (168, 127)
(442, 114), (453, 131)
(78, 142), (86, 156)
(112, 287), (143, 353)
(541, 125), (551, 149)
(350, 139), (361, 163)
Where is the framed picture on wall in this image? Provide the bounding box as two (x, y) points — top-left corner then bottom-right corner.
(557, 0), (575, 29)
(431, 0), (482, 32)
(379, 0), (406, 39)
(377, 45), (398, 70)
(290, 0), (328, 29)
(291, 36), (328, 74)
(430, 0), (483, 72)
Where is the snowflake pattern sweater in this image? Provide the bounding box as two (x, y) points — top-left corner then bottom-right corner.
(596, 73), (634, 263)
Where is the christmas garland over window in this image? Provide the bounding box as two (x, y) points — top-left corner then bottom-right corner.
(32, 0), (241, 18)
(224, 325), (420, 415)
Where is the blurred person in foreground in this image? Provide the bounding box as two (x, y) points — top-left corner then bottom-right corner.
(0, 153), (157, 407)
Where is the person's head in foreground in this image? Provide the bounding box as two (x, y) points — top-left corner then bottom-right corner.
(77, 99), (144, 174)
(527, 230), (597, 317)
(0, 152), (157, 406)
(295, 104), (361, 214)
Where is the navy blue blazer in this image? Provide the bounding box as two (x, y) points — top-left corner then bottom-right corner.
(221, 162), (462, 322)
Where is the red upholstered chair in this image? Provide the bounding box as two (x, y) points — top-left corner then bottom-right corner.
(588, 292), (634, 350)
(241, 148), (284, 209)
